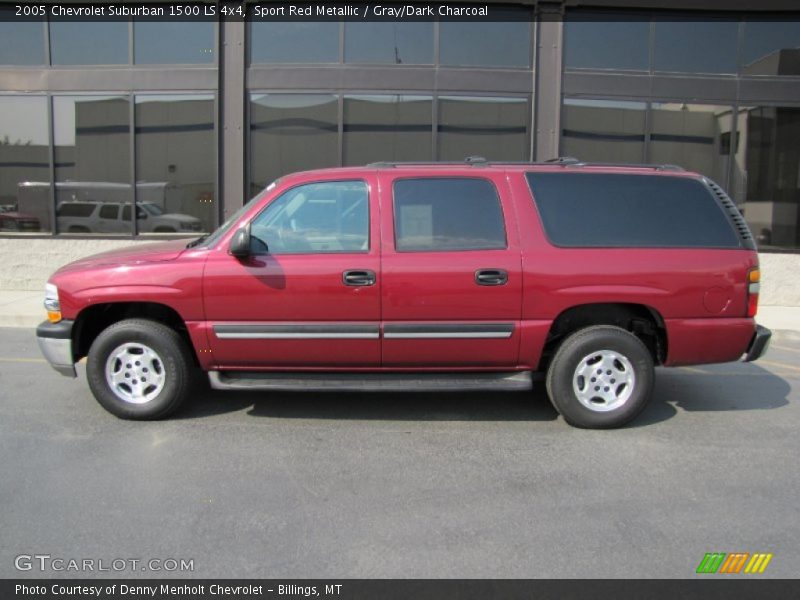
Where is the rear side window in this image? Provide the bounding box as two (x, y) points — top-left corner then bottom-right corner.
(393, 178), (507, 252)
(99, 204), (119, 220)
(525, 172), (740, 248)
(57, 203), (95, 218)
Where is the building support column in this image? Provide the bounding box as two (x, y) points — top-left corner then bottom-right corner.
(219, 16), (246, 217)
(534, 2), (565, 161)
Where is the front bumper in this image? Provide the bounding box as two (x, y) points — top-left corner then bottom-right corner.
(36, 319), (77, 377)
(743, 324), (772, 363)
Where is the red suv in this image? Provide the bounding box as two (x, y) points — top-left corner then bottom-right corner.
(36, 159), (771, 428)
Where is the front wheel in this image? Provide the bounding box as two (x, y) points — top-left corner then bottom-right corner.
(545, 325), (655, 429)
(86, 319), (194, 419)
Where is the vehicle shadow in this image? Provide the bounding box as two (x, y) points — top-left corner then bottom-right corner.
(176, 363), (791, 427)
(632, 363), (792, 427)
(177, 381), (560, 422)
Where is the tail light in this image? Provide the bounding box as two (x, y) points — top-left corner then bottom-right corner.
(746, 267), (760, 318)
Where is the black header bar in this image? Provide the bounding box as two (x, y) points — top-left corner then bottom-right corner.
(3, 579), (800, 600)
(3, 1), (800, 22)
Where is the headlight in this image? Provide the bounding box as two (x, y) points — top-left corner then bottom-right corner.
(44, 283), (62, 323)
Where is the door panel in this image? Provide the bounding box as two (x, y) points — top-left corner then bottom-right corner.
(379, 171), (522, 367)
(203, 176), (381, 368)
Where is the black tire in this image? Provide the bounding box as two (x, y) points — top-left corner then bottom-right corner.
(545, 325), (654, 429)
(86, 318), (194, 419)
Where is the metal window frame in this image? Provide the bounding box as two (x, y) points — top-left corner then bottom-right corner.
(132, 90), (220, 237)
(48, 91), (135, 237)
(5, 5), (800, 243)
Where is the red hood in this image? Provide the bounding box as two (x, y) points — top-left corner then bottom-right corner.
(55, 240), (190, 273)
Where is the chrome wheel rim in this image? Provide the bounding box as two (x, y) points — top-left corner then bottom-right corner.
(104, 343), (166, 404)
(572, 349), (636, 412)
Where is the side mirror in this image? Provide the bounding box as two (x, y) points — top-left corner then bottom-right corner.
(229, 226), (251, 258)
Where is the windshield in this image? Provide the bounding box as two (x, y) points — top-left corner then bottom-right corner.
(141, 202), (164, 216)
(189, 181), (278, 249)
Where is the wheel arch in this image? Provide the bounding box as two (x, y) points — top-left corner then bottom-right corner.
(538, 302), (667, 371)
(73, 302), (198, 366)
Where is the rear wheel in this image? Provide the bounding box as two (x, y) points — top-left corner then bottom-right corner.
(545, 325), (654, 429)
(86, 319), (194, 419)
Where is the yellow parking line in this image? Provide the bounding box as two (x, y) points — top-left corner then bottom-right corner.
(679, 366), (710, 374)
(769, 343), (800, 355)
(0, 357), (46, 363)
(758, 359), (800, 373)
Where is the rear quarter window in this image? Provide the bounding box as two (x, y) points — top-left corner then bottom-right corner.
(57, 203), (96, 218)
(525, 172), (740, 248)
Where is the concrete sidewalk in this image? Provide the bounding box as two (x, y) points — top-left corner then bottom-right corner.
(2, 289), (798, 336)
(0, 291), (44, 328)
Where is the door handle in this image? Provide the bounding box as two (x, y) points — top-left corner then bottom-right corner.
(475, 269), (508, 286)
(343, 270), (376, 286)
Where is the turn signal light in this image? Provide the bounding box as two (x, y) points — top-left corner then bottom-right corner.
(747, 268), (760, 318)
(44, 283), (61, 323)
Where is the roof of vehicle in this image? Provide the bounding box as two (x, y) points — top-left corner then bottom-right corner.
(286, 157), (702, 180)
(18, 181), (171, 189)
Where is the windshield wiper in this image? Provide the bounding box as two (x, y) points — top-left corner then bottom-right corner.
(186, 234), (209, 248)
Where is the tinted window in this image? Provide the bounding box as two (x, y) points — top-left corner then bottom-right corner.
(345, 22), (433, 64)
(564, 11), (649, 71)
(526, 173), (740, 248)
(99, 204), (119, 219)
(249, 94), (338, 196)
(0, 7), (45, 65)
(134, 22), (214, 64)
(439, 10), (532, 67)
(650, 103), (732, 185)
(250, 22), (339, 63)
(0, 96), (49, 233)
(741, 21), (800, 76)
(393, 178), (506, 252)
(739, 105), (800, 249)
(57, 203), (95, 218)
(653, 19), (739, 74)
(251, 181), (369, 254)
(135, 94), (215, 232)
(50, 22), (128, 65)
(343, 95), (432, 165)
(561, 99), (646, 163)
(53, 95), (131, 234)
(438, 96), (529, 161)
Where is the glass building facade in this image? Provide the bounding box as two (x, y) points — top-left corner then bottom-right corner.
(1, 2), (799, 251)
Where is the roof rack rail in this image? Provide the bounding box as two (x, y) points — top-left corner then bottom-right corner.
(557, 162), (684, 171)
(544, 156), (582, 165)
(366, 158), (685, 171)
(367, 156), (490, 168)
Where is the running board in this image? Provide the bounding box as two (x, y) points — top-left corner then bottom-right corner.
(208, 370), (534, 392)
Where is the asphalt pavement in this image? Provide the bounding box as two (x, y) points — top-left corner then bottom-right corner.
(1, 327), (798, 578)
